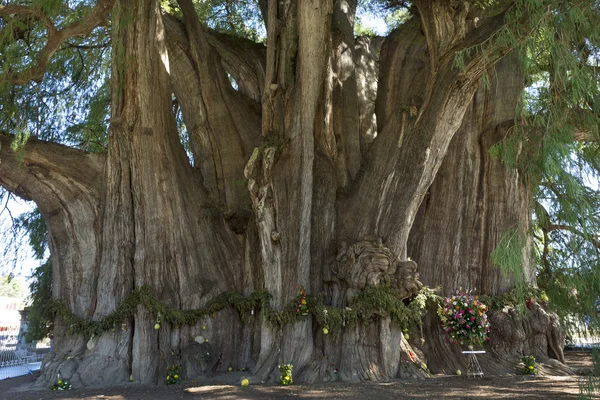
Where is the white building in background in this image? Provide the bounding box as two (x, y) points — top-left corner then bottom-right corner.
(0, 296), (23, 344)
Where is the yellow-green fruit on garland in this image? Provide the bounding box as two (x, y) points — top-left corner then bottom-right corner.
(322, 327), (329, 335)
(228, 367), (233, 372)
(241, 378), (249, 387)
(404, 333), (409, 340)
(456, 370), (462, 376)
(202, 325), (207, 330)
(154, 323), (160, 330)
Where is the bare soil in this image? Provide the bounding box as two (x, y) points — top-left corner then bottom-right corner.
(0, 351), (595, 400)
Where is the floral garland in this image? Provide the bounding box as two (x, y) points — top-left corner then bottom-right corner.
(437, 292), (490, 346)
(48, 284), (441, 338)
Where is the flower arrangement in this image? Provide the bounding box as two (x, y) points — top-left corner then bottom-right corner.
(279, 363), (293, 385)
(437, 292), (491, 346)
(292, 287), (311, 315)
(522, 355), (538, 375)
(325, 363), (339, 379)
(51, 379), (72, 390)
(166, 365), (181, 385)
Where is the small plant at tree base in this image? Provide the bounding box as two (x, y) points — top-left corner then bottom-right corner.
(51, 379), (72, 390)
(437, 292), (490, 346)
(279, 363), (293, 385)
(325, 363), (339, 380)
(522, 355), (538, 375)
(292, 287), (311, 315)
(166, 365), (181, 385)
(199, 351), (210, 361)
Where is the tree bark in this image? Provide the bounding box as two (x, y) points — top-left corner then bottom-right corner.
(0, 133), (104, 319)
(408, 52), (567, 376)
(0, 0), (572, 388)
(30, 0), (251, 387)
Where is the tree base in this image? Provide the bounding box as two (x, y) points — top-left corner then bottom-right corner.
(35, 329), (131, 388)
(419, 302), (573, 377)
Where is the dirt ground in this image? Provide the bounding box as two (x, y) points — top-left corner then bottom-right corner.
(0, 351), (595, 400)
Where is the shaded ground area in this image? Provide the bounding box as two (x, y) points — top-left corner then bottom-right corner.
(0, 351), (594, 400)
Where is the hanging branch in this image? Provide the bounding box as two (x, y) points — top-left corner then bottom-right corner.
(0, 0), (114, 85)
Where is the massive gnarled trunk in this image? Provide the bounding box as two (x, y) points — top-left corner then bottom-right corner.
(407, 53), (568, 375)
(0, 0), (569, 387)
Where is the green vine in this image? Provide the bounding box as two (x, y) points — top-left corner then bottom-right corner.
(49, 284), (441, 338)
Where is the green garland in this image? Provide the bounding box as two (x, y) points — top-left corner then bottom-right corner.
(49, 284), (441, 338)
(480, 285), (547, 312)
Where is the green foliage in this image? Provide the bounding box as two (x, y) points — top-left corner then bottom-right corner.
(480, 284), (546, 311)
(48, 283), (440, 339)
(384, 8), (410, 32)
(0, 275), (25, 298)
(579, 349), (600, 399)
(354, 19), (377, 37)
(165, 365), (181, 385)
(50, 378), (72, 391)
(25, 261), (53, 342)
(480, 0), (600, 330)
(14, 208), (47, 260)
(0, 0), (111, 152)
(522, 355), (539, 375)
(161, 0), (265, 42)
(356, 0), (411, 35)
(0, 206), (54, 341)
(279, 363), (293, 385)
(310, 285), (441, 336)
(491, 228), (528, 311)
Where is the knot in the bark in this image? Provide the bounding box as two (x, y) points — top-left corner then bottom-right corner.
(335, 236), (423, 299)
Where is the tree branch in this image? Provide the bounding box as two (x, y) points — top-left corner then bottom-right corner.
(256, 0), (268, 31)
(163, 13), (266, 102)
(0, 132), (105, 208)
(0, 0), (114, 85)
(166, 0), (261, 213)
(545, 224), (600, 249)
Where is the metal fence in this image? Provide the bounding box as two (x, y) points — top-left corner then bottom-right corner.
(0, 332), (50, 380)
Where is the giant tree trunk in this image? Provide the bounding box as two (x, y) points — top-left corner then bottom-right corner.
(0, 0), (569, 387)
(407, 53), (569, 375)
